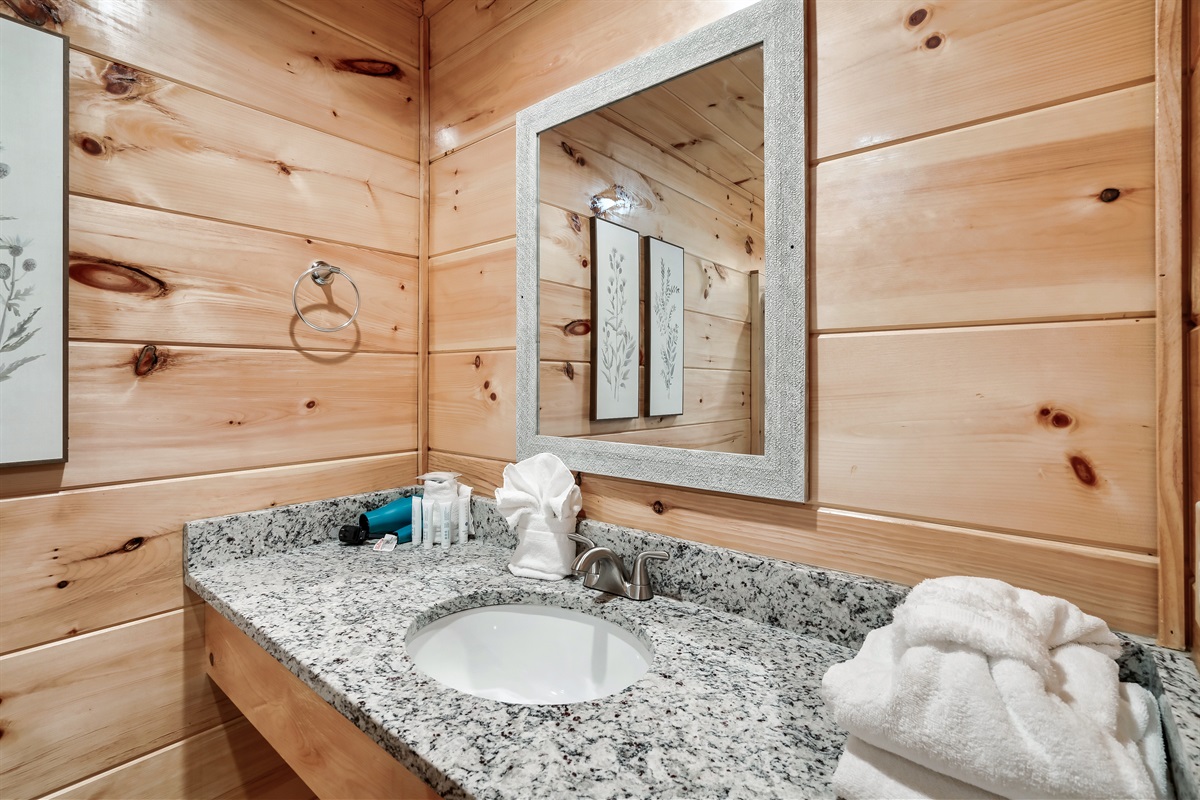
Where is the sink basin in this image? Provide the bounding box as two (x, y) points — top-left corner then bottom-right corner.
(406, 603), (652, 705)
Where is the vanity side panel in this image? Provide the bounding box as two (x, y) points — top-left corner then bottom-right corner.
(427, 0), (1172, 637)
(0, 1), (422, 797)
(205, 606), (443, 800)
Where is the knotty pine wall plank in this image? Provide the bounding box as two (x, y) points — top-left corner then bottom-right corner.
(814, 85), (1155, 331)
(0, 453), (418, 653)
(70, 52), (420, 255)
(428, 0), (540, 68)
(69, 197), (418, 353)
(10, 344), (417, 491)
(0, 603), (236, 798)
(812, 0), (1154, 159)
(280, 0), (420, 68)
(1, 0), (420, 160)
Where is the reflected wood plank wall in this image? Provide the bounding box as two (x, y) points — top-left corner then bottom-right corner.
(427, 0), (1191, 645)
(537, 109), (763, 452)
(0, 0), (422, 797)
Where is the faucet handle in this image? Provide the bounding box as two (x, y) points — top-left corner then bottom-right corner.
(630, 550), (669, 586)
(566, 533), (597, 574)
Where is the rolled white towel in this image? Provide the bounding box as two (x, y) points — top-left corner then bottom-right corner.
(832, 736), (1001, 800)
(821, 577), (1168, 799)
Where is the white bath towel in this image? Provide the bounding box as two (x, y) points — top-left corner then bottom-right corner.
(822, 576), (1169, 799)
(833, 736), (1001, 800)
(496, 453), (582, 580)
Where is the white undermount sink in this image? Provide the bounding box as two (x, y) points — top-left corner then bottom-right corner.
(405, 603), (652, 705)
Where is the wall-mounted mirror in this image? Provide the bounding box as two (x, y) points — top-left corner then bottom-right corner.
(516, 0), (806, 501)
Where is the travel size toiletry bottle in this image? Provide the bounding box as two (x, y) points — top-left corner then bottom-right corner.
(439, 504), (451, 548)
(411, 494), (423, 548)
(422, 494), (434, 548)
(457, 485), (471, 544)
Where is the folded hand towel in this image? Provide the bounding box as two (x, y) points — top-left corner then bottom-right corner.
(496, 453), (582, 580)
(821, 576), (1167, 799)
(833, 736), (1002, 800)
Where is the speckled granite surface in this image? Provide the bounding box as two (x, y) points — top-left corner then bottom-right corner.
(186, 489), (1200, 800)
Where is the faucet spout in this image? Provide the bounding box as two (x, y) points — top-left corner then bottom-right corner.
(568, 538), (670, 601)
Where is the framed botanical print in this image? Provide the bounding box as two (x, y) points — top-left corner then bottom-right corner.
(644, 236), (684, 417)
(0, 16), (68, 466)
(589, 216), (640, 421)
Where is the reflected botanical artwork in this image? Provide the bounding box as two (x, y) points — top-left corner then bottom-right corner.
(590, 217), (640, 421)
(0, 17), (67, 466)
(645, 237), (684, 417)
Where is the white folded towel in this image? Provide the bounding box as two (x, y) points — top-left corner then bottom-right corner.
(496, 453), (582, 580)
(822, 576), (1169, 799)
(833, 736), (1002, 800)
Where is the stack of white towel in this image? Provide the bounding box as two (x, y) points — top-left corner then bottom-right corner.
(820, 576), (1170, 799)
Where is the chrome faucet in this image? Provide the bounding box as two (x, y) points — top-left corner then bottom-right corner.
(567, 533), (669, 601)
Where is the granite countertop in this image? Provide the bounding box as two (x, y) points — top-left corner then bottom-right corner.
(184, 489), (1200, 800)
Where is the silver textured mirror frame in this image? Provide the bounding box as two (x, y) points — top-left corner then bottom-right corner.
(515, 0), (806, 502)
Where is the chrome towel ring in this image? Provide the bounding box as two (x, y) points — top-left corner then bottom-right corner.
(292, 260), (361, 332)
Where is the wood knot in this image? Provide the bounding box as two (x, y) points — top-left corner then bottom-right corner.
(483, 380), (490, 389)
(652, 500), (665, 514)
(333, 59), (401, 78)
(489, 392), (497, 401)
(563, 319), (591, 337)
(209, 652), (215, 667)
(906, 7), (929, 27)
(744, 235), (754, 255)
(102, 62), (141, 95)
(473, 355), (482, 368)
(569, 213), (582, 233)
(57, 580), (69, 589)
(6, 0), (63, 26)
(1067, 454), (1098, 487)
(562, 362), (575, 380)
(1099, 188), (1121, 203)
(133, 344), (164, 376)
(69, 253), (169, 297)
(75, 134), (106, 157)
(1037, 405), (1076, 431)
(923, 33), (944, 49)
(123, 537), (144, 551)
(559, 141), (585, 166)
(305, 400), (317, 409)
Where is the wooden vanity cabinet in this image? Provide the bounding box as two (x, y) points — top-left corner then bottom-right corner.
(204, 605), (442, 800)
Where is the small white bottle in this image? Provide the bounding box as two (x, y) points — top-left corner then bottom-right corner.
(411, 494), (423, 548)
(439, 504), (452, 549)
(422, 495), (434, 548)
(457, 486), (472, 544)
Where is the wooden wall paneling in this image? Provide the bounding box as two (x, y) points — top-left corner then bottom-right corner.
(424, 0), (456, 20)
(658, 53), (765, 163)
(814, 86), (1156, 332)
(428, 0), (541, 68)
(429, 127), (516, 255)
(420, 11), (432, 474)
(43, 717), (314, 800)
(429, 239), (517, 352)
(1156, 0), (1188, 647)
(69, 197), (417, 353)
(604, 88), (762, 194)
(539, 128), (763, 271)
(278, 0), (421, 67)
(814, 320), (1157, 551)
(749, 270), (764, 454)
(1, 0), (420, 160)
(0, 603), (237, 798)
(578, 473), (1159, 636)
(1191, 0), (1199, 659)
(812, 0), (1156, 160)
(539, 280), (750, 369)
(429, 0), (756, 157)
(205, 607), (442, 800)
(2, 344), (418, 492)
(566, 111), (761, 216)
(540, 207), (751, 320)
(538, 362), (750, 438)
(0, 452), (418, 653)
(428, 350), (516, 460)
(70, 52), (420, 256)
(427, 451), (507, 496)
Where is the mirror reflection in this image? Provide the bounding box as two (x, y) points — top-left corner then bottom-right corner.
(537, 45), (766, 455)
